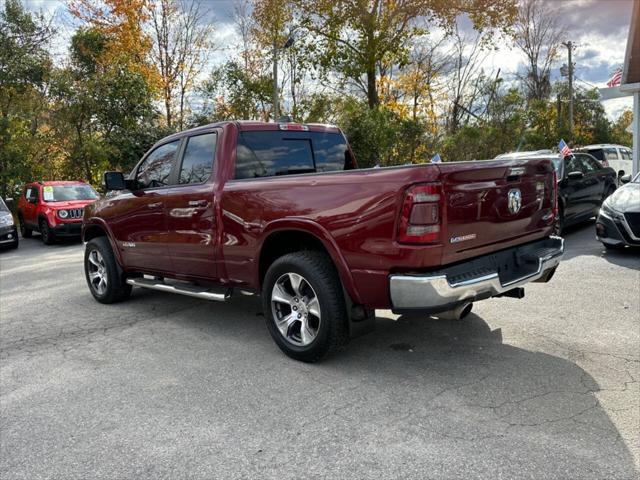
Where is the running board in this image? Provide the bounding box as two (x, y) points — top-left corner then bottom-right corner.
(126, 278), (231, 302)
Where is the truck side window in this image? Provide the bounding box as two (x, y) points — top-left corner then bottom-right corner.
(313, 132), (355, 172)
(235, 131), (354, 179)
(136, 140), (180, 189)
(179, 133), (217, 184)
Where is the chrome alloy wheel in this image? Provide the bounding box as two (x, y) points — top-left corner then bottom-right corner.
(271, 272), (321, 346)
(87, 250), (108, 295)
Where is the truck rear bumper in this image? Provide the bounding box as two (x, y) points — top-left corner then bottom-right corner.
(389, 236), (564, 314)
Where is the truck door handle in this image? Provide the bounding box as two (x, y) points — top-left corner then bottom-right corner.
(148, 202), (162, 209)
(188, 200), (208, 207)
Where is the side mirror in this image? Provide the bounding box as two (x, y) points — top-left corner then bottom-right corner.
(104, 171), (126, 191)
(567, 171), (584, 180)
(620, 174), (632, 184)
(618, 169), (625, 177)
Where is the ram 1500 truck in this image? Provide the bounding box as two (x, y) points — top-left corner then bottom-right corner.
(82, 121), (563, 362)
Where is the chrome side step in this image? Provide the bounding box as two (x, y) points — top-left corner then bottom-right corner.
(126, 277), (231, 302)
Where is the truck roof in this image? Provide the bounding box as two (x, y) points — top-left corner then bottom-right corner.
(162, 121), (342, 143)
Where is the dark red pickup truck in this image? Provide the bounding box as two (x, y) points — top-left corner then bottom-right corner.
(83, 121), (563, 362)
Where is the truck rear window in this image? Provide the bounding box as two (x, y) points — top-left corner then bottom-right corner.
(235, 131), (354, 179)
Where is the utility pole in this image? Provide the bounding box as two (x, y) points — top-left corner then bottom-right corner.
(562, 41), (574, 140)
(272, 33), (295, 122)
(272, 38), (279, 122)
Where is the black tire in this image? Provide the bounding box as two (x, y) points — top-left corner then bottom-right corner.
(84, 236), (132, 304)
(262, 251), (348, 362)
(19, 215), (32, 238)
(39, 218), (55, 245)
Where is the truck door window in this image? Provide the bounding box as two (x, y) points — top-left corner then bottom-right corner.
(179, 133), (217, 184)
(136, 140), (180, 189)
(28, 187), (39, 203)
(621, 149), (632, 160)
(235, 131), (353, 179)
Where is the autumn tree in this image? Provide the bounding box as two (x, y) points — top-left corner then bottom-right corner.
(50, 26), (159, 182)
(68, 0), (159, 90)
(296, 0), (518, 109)
(149, 0), (214, 130)
(611, 109), (632, 146)
(514, 0), (564, 101)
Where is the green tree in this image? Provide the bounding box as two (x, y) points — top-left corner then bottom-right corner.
(0, 0), (55, 196)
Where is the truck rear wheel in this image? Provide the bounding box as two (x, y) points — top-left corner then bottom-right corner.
(262, 251), (348, 362)
(84, 237), (132, 304)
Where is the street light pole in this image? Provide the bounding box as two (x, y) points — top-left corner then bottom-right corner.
(272, 38), (279, 122)
(562, 41), (574, 140)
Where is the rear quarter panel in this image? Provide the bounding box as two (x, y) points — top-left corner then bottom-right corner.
(219, 165), (443, 307)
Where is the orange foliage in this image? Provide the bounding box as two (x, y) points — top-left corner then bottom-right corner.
(68, 0), (160, 91)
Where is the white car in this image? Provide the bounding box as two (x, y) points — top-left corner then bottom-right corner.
(576, 144), (633, 177)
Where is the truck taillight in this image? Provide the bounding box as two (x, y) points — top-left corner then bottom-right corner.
(398, 183), (443, 244)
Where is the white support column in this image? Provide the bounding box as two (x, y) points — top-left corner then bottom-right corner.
(634, 91), (639, 177)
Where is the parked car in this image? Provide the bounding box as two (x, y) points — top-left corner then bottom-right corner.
(0, 197), (18, 249)
(596, 172), (640, 249)
(496, 151), (617, 234)
(575, 144), (633, 177)
(18, 181), (99, 244)
(83, 122), (563, 362)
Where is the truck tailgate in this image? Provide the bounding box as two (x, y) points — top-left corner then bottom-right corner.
(436, 158), (556, 265)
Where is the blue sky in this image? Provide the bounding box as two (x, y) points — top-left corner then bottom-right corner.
(24, 0), (635, 119)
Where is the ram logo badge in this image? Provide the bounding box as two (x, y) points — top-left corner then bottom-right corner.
(508, 188), (522, 214)
(450, 234), (477, 243)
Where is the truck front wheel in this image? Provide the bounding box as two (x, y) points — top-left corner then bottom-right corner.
(262, 251), (348, 362)
(84, 237), (132, 304)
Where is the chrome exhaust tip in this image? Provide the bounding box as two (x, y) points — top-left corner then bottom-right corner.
(437, 302), (473, 321)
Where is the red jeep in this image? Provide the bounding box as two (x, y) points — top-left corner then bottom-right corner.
(83, 122), (563, 362)
(18, 181), (99, 244)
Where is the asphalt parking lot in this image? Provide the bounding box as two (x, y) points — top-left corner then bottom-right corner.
(1, 224), (638, 480)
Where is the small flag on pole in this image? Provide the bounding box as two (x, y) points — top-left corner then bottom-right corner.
(558, 139), (571, 156)
(606, 68), (622, 88)
(431, 153), (442, 163)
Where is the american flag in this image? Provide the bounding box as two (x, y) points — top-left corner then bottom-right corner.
(606, 68), (622, 88)
(559, 139), (571, 156)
